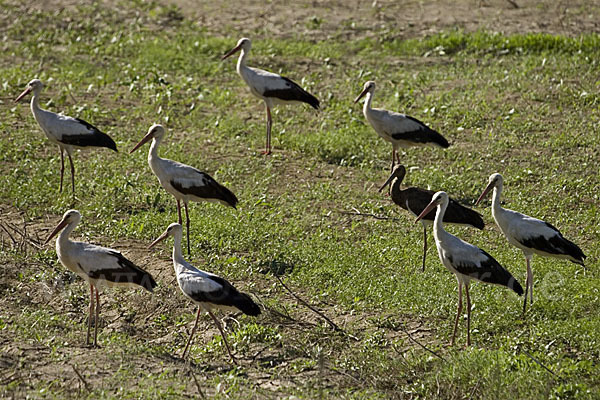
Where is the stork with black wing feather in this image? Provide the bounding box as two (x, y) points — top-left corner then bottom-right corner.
(354, 81), (449, 170)
(149, 223), (260, 363)
(416, 192), (523, 346)
(45, 210), (156, 347)
(476, 173), (586, 313)
(15, 79), (117, 199)
(130, 124), (238, 255)
(222, 37), (320, 155)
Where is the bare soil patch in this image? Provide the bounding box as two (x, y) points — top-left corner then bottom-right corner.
(27, 0), (600, 39)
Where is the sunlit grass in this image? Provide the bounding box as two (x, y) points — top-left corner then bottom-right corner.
(0, 1), (599, 399)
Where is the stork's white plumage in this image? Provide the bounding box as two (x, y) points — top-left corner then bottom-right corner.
(476, 173), (586, 313)
(149, 223), (260, 363)
(416, 191), (523, 346)
(45, 210), (156, 347)
(222, 37), (320, 155)
(130, 124), (238, 255)
(15, 79), (117, 199)
(354, 81), (449, 170)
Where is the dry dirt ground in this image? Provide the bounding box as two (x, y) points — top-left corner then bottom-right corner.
(33, 0), (600, 39)
(2, 0), (599, 398)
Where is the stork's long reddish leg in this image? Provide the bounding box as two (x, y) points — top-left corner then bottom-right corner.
(523, 257), (533, 314)
(421, 224), (428, 272)
(208, 310), (237, 364)
(182, 308), (202, 358)
(67, 152), (75, 200)
(465, 283), (471, 347)
(451, 281), (463, 346)
(184, 202), (191, 255)
(264, 105), (272, 155)
(177, 199), (182, 225)
(86, 283), (94, 345)
(94, 287), (100, 347)
(59, 147), (65, 192)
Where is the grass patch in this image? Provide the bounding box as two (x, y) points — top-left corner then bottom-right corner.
(0, 1), (599, 399)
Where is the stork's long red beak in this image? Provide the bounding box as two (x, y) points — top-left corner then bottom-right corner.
(354, 87), (370, 104)
(221, 44), (242, 60)
(14, 87), (31, 102)
(129, 132), (154, 154)
(415, 200), (438, 223)
(44, 218), (69, 244)
(148, 230), (169, 249)
(476, 182), (495, 206)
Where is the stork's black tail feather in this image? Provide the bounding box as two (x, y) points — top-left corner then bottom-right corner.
(104, 251), (157, 292)
(431, 130), (450, 148)
(216, 183), (239, 209)
(445, 198), (485, 230)
(72, 117), (118, 151)
(264, 76), (320, 110)
(302, 91), (320, 110)
(96, 131), (118, 152)
(559, 235), (586, 266)
(233, 292), (261, 316)
(520, 223), (586, 266)
(458, 249), (524, 296)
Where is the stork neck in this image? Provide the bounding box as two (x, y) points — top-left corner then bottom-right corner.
(148, 137), (162, 162)
(236, 49), (249, 74)
(491, 184), (503, 214)
(171, 232), (186, 266)
(432, 200), (449, 238)
(362, 92), (373, 114)
(57, 221), (77, 248)
(390, 178), (402, 199)
(30, 90), (42, 115)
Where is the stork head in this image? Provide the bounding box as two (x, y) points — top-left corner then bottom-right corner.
(148, 223), (183, 249)
(15, 79), (44, 102)
(378, 164), (406, 193)
(476, 173), (503, 206)
(45, 209), (81, 244)
(129, 124), (165, 154)
(222, 37), (251, 60)
(354, 81), (376, 104)
(415, 191), (448, 223)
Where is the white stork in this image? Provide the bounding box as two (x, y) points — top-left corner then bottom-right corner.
(476, 173), (586, 313)
(416, 191), (523, 346)
(45, 210), (156, 347)
(130, 124), (238, 255)
(222, 37), (320, 155)
(354, 81), (449, 170)
(15, 79), (117, 199)
(149, 223), (260, 363)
